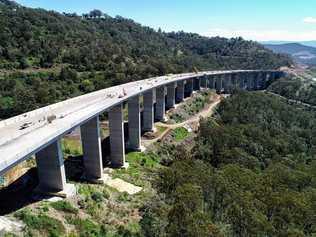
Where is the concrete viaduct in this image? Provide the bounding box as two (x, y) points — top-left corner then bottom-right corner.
(0, 70), (284, 196)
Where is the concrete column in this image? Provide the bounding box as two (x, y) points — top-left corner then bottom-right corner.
(231, 73), (237, 90)
(143, 89), (155, 132)
(36, 140), (67, 193)
(176, 80), (185, 103)
(128, 95), (141, 151)
(260, 72), (267, 89)
(166, 82), (176, 109)
(223, 74), (232, 93)
(246, 72), (254, 90)
(155, 86), (166, 121)
(201, 75), (208, 88)
(208, 75), (215, 89)
(194, 77), (201, 91)
(238, 73), (244, 89)
(185, 78), (194, 97)
(81, 116), (103, 181)
(254, 72), (260, 90)
(109, 104), (126, 168)
(216, 75), (223, 93)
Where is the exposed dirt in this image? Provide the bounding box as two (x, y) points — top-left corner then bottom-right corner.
(142, 94), (222, 147)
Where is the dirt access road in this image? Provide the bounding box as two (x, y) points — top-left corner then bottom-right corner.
(142, 94), (223, 147)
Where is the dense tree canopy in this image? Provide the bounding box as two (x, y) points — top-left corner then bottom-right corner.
(0, 0), (292, 119)
(141, 92), (316, 237)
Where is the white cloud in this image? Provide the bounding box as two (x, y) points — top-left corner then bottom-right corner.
(202, 28), (316, 41)
(303, 17), (316, 24)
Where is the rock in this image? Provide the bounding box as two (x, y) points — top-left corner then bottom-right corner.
(104, 176), (142, 195)
(0, 216), (25, 233)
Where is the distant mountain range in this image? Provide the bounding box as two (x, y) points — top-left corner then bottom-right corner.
(262, 41), (316, 48)
(263, 42), (316, 65)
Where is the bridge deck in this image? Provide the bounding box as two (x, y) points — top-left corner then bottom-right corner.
(0, 70), (264, 175)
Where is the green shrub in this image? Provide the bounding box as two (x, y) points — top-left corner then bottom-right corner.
(172, 127), (189, 142)
(68, 217), (106, 237)
(15, 209), (65, 237)
(118, 192), (131, 202)
(51, 200), (78, 214)
(91, 192), (104, 203)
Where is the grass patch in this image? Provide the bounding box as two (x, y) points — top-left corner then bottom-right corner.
(50, 200), (78, 214)
(156, 125), (167, 134)
(112, 152), (161, 193)
(62, 138), (82, 156)
(15, 208), (65, 237)
(78, 184), (98, 197)
(172, 127), (189, 142)
(67, 217), (107, 237)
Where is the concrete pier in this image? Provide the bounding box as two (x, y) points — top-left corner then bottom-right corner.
(143, 89), (155, 132)
(166, 82), (176, 109)
(208, 75), (215, 89)
(216, 75), (223, 93)
(109, 104), (126, 168)
(254, 72), (260, 90)
(194, 77), (201, 91)
(238, 73), (244, 89)
(176, 80), (185, 103)
(185, 78), (194, 97)
(223, 74), (231, 93)
(230, 73), (237, 90)
(246, 72), (255, 90)
(81, 116), (103, 182)
(201, 75), (208, 88)
(35, 140), (74, 197)
(155, 86), (166, 121)
(260, 72), (267, 89)
(128, 95), (141, 151)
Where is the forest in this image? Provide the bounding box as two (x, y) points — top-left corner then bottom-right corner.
(141, 91), (316, 237)
(0, 0), (292, 119)
(268, 73), (316, 106)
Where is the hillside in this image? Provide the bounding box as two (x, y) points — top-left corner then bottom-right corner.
(140, 91), (316, 237)
(0, 1), (292, 119)
(264, 43), (316, 65)
(0, 1), (291, 72)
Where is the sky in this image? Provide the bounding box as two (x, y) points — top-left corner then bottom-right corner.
(15, 0), (316, 42)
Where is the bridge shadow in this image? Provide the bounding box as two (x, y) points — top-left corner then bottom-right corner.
(0, 122), (141, 215)
(0, 168), (38, 215)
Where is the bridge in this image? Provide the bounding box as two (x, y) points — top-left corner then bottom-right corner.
(0, 70), (284, 197)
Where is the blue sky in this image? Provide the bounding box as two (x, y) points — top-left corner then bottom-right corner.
(15, 0), (316, 41)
